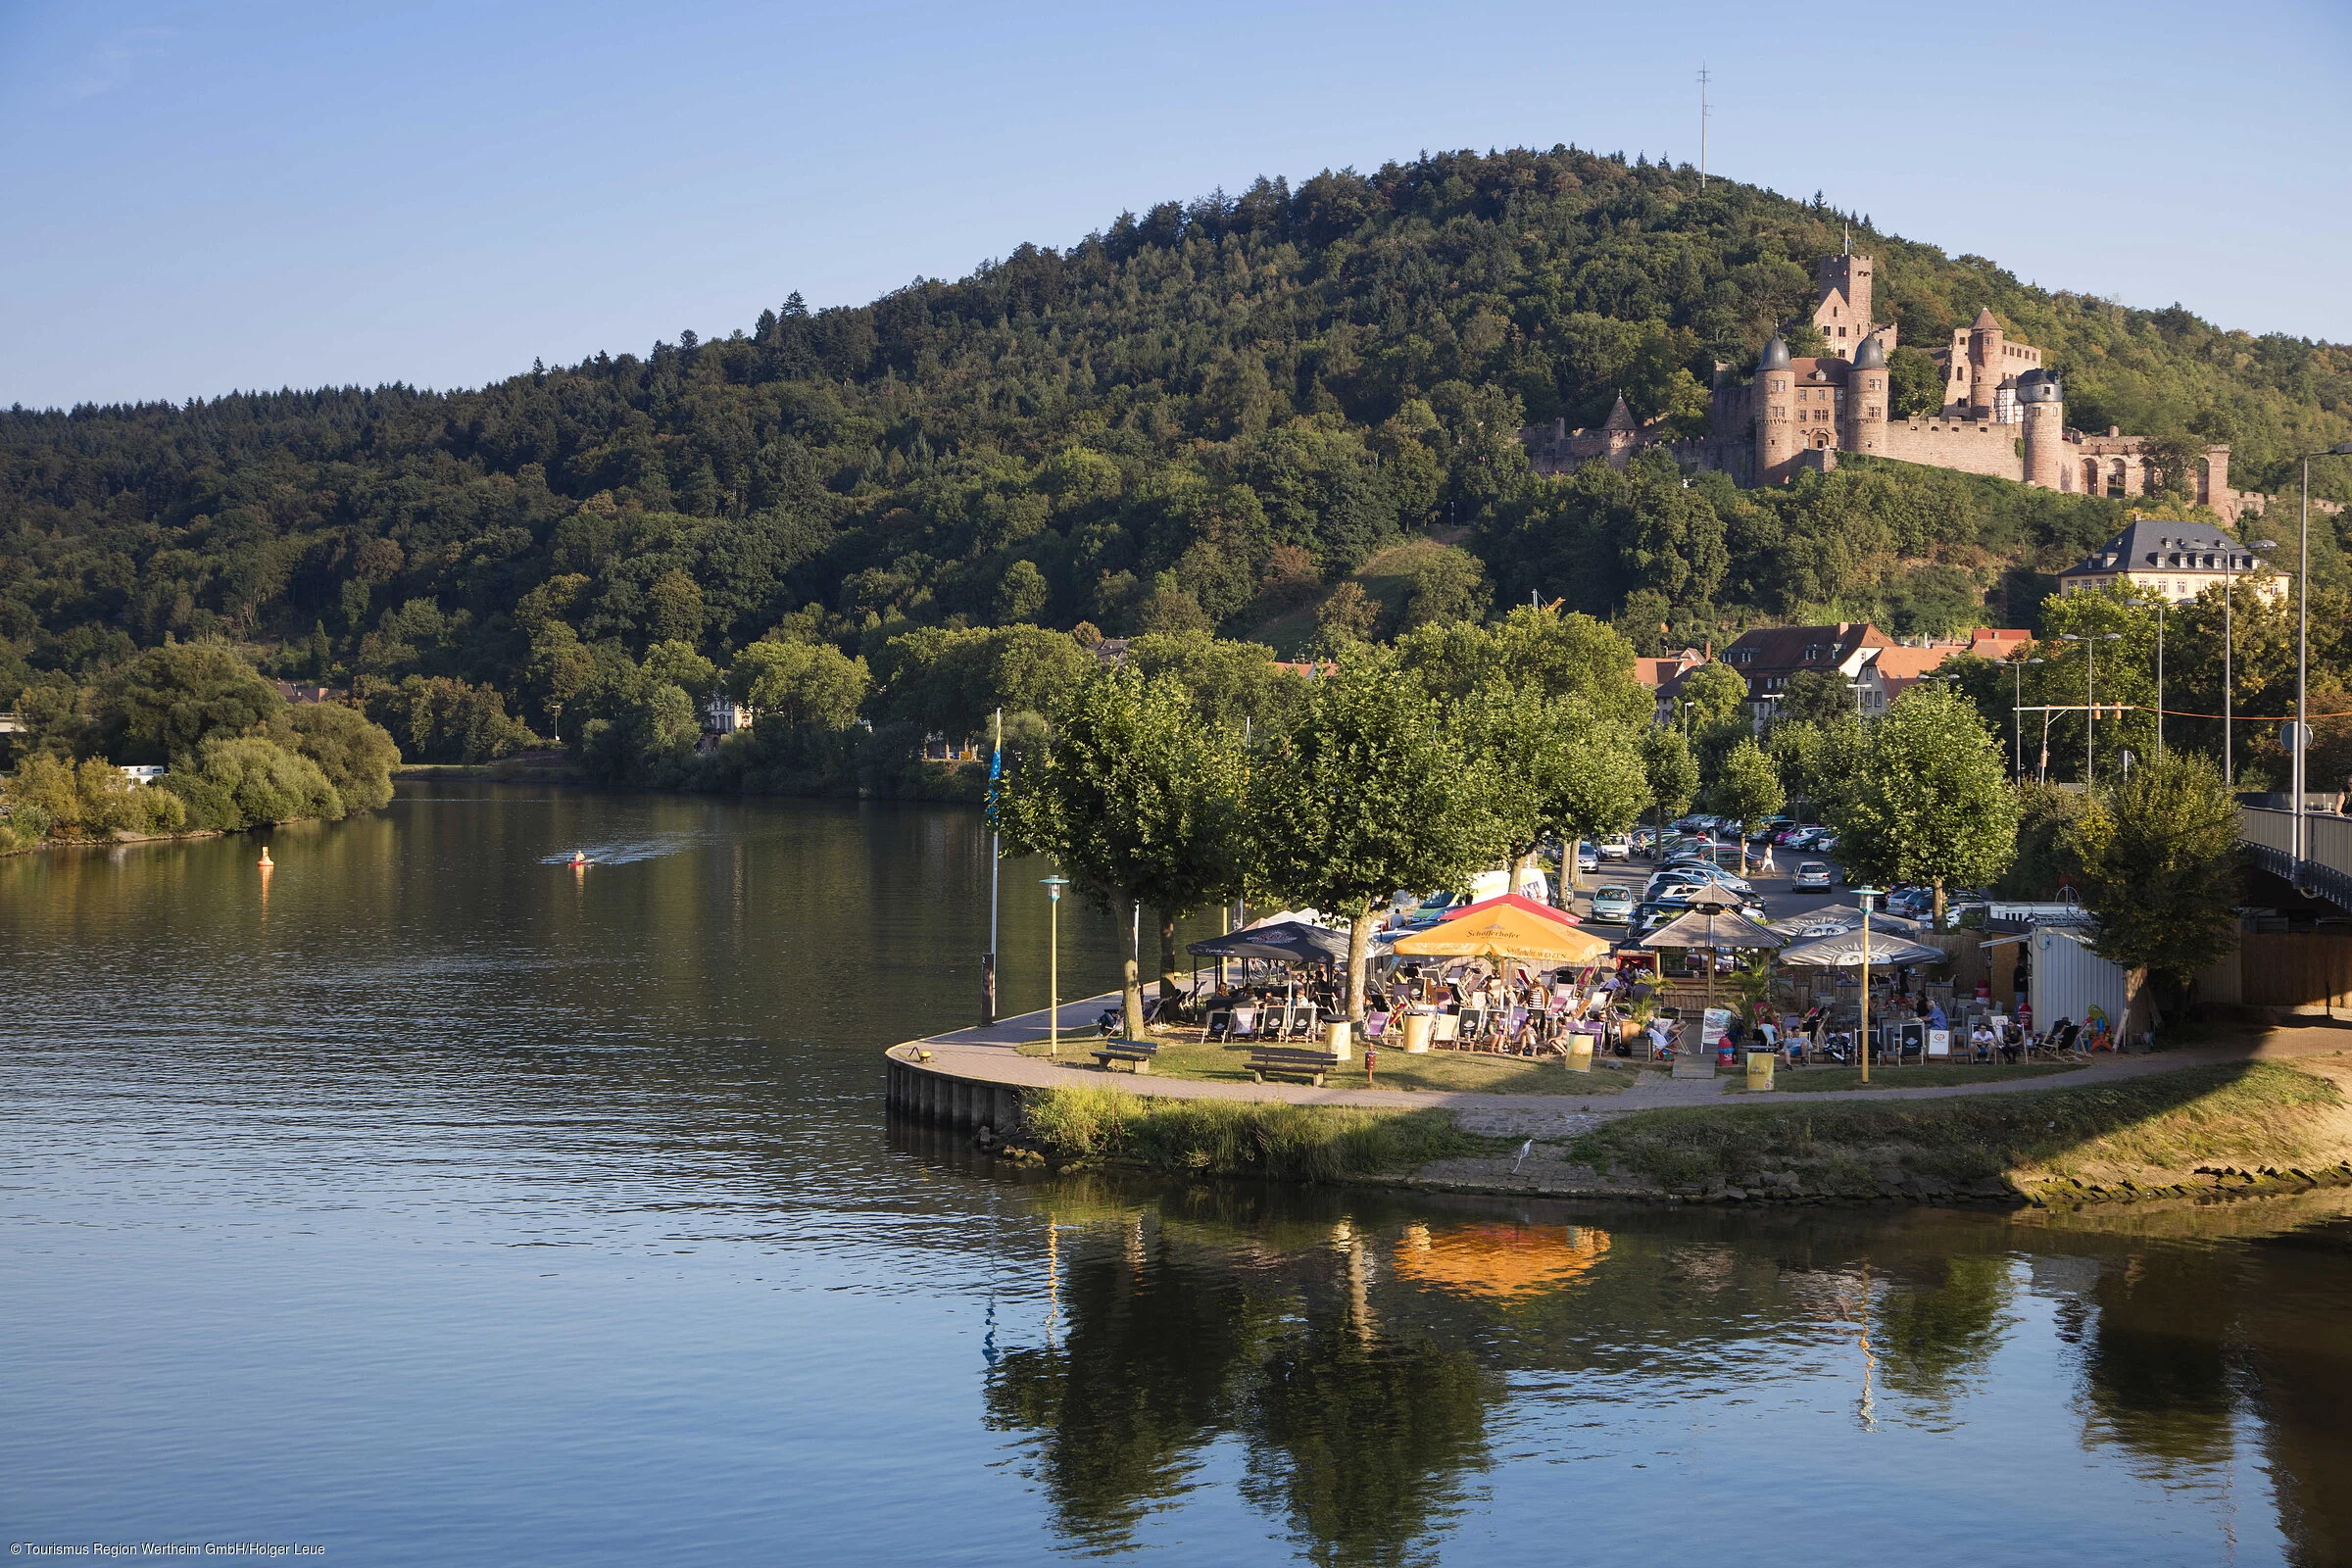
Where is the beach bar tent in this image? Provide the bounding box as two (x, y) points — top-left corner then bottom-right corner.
(1635, 906), (1788, 956)
(1186, 920), (1352, 965)
(1392, 904), (1611, 965)
(1766, 905), (1923, 942)
(1436, 892), (1583, 927)
(1776, 930), (1948, 969)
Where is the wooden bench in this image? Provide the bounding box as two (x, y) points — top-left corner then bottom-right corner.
(1091, 1039), (1158, 1073)
(1248, 1047), (1343, 1087)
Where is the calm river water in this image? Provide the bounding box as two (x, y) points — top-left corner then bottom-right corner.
(5, 783), (2351, 1566)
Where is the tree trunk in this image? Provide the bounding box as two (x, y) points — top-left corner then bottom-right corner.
(1347, 908), (1377, 1022)
(1507, 846), (1530, 900)
(1120, 896), (1147, 1039)
(1738, 827), (1749, 876)
(1156, 906), (1182, 1020)
(1932, 878), (1947, 933)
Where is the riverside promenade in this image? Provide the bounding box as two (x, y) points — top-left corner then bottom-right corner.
(892, 990), (2352, 1135)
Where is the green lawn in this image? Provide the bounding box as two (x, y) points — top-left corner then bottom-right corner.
(1746, 1062), (2084, 1094)
(1018, 1035), (1649, 1097)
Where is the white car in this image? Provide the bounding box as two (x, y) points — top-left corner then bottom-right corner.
(1597, 836), (1632, 861)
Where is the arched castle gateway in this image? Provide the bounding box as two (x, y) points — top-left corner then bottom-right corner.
(1519, 254), (2256, 520)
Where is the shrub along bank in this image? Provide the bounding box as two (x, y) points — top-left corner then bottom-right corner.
(0, 639), (400, 853)
(1019, 1087), (1489, 1182)
(1561, 1060), (2352, 1203)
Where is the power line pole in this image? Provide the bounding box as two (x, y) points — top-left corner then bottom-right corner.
(1697, 67), (1710, 188)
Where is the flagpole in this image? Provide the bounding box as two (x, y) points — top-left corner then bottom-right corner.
(984, 707), (1002, 1027)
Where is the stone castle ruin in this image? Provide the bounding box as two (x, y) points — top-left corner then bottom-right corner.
(1521, 253), (2255, 519)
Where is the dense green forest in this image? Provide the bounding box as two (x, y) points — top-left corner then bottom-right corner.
(5, 145), (2350, 774)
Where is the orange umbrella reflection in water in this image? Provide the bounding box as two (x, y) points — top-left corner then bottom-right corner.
(1391, 1222), (1611, 1298)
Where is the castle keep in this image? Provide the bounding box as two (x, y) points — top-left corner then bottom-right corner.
(1521, 253), (2254, 519)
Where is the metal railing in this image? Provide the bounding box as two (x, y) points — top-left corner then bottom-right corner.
(2241, 807), (2352, 909)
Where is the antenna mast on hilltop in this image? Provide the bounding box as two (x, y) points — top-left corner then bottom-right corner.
(1697, 66), (1710, 187)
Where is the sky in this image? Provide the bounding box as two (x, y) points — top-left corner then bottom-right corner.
(3, 0), (2348, 410)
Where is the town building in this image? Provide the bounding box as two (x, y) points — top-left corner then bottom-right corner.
(1705, 622), (2034, 723)
(2055, 517), (2283, 602)
(1715, 622), (1890, 720)
(1633, 647), (1708, 724)
(1519, 253), (2259, 519)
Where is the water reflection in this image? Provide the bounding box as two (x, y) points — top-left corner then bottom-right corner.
(978, 1178), (2352, 1566)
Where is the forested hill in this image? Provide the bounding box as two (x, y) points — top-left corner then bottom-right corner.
(6, 144), (2351, 726)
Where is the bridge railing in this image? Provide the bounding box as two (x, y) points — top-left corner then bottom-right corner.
(2241, 806), (2352, 909)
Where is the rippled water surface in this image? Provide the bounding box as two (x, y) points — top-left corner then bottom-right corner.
(6, 784), (2352, 1566)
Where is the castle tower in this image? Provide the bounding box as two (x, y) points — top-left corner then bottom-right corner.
(1753, 336), (1795, 482)
(1814, 254), (1876, 359)
(2018, 368), (2064, 489)
(1967, 307), (2003, 418)
(1845, 336), (1888, 457)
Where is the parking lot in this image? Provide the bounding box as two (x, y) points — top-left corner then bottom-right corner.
(1569, 840), (1847, 930)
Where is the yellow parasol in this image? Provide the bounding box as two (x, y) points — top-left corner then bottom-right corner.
(1391, 1222), (1612, 1298)
(1392, 902), (1611, 964)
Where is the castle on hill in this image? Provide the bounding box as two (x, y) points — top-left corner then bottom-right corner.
(1520, 252), (2256, 520)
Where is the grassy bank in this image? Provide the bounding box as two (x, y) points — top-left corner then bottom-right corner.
(1021, 1087), (1491, 1181)
(1566, 1060), (2351, 1199)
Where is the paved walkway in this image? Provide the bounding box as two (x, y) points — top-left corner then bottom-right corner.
(906, 991), (2352, 1121)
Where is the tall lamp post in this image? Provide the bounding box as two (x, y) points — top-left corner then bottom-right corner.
(1041, 875), (1070, 1057)
(1853, 886), (1883, 1085)
(2010, 654), (2044, 780)
(2225, 537), (2281, 785)
(2059, 632), (2122, 784)
(2293, 444), (2352, 872)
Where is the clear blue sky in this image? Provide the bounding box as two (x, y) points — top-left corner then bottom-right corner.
(4, 0), (2347, 409)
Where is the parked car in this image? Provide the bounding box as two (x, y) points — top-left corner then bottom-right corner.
(1589, 885), (1636, 923)
(1886, 886), (1935, 918)
(1791, 861), (1835, 891)
(1597, 835), (1632, 860)
(1575, 842), (1600, 873)
(1659, 859), (1754, 896)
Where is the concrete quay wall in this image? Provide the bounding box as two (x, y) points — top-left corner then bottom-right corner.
(885, 1045), (1031, 1134)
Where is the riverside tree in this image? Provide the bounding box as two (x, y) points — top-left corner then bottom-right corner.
(1251, 649), (1488, 1022)
(1459, 680), (1648, 895)
(1638, 725), (1697, 839)
(2067, 753), (2243, 1004)
(1706, 737), (1785, 873)
(1827, 687), (2020, 930)
(994, 665), (1248, 1038)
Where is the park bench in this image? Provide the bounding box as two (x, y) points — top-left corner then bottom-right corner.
(1091, 1039), (1158, 1074)
(1248, 1046), (1343, 1087)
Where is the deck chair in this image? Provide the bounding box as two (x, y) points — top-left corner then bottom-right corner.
(1230, 1006), (1259, 1041)
(1204, 1008), (1234, 1042)
(1432, 1012), (1461, 1046)
(1362, 1010), (1391, 1041)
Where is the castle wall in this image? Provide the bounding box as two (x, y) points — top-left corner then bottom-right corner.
(1876, 420), (2024, 481)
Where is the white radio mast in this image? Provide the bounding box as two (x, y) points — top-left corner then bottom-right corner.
(1697, 66), (1711, 188)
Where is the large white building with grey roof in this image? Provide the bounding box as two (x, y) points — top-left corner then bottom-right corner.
(2055, 519), (2281, 603)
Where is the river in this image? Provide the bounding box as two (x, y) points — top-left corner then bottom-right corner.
(4, 783), (2349, 1566)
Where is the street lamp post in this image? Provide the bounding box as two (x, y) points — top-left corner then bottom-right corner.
(2224, 539), (2279, 786)
(1041, 875), (1070, 1057)
(2060, 632), (2122, 784)
(1853, 886), (1883, 1085)
(2011, 655), (2044, 780)
(2293, 444), (2352, 870)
